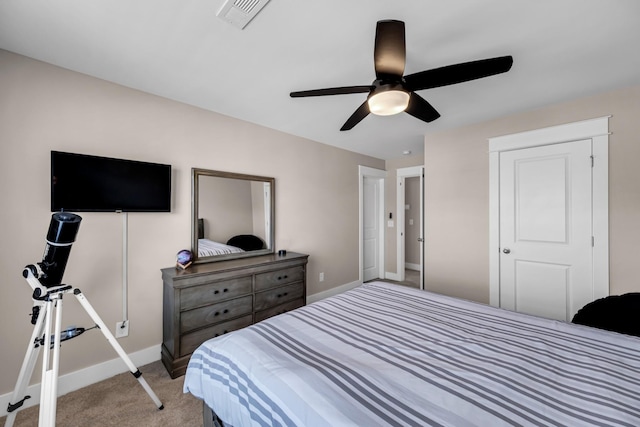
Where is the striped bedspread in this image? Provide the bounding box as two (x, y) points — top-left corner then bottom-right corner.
(198, 239), (245, 257)
(184, 281), (640, 426)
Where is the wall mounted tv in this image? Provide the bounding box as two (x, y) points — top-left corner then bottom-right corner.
(51, 151), (172, 212)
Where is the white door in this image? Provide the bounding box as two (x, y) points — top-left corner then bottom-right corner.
(499, 140), (593, 321)
(363, 177), (382, 282)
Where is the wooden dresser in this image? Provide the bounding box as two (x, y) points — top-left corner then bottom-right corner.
(161, 252), (308, 378)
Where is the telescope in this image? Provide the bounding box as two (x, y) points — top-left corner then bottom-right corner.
(5, 211), (163, 427)
(34, 212), (82, 287)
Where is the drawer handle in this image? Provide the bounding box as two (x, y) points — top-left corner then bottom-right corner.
(214, 288), (229, 295)
(277, 275), (289, 280)
(277, 292), (289, 298)
(214, 309), (230, 317)
(224, 309), (229, 314)
(223, 288), (228, 293)
(214, 330), (229, 338)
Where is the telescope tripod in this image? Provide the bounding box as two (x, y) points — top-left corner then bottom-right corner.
(4, 267), (163, 427)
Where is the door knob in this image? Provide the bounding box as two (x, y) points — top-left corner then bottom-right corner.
(417, 237), (424, 242)
(502, 248), (511, 254)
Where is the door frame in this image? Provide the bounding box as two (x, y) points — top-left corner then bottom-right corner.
(263, 182), (272, 248)
(396, 166), (425, 289)
(359, 165), (386, 284)
(488, 116), (610, 307)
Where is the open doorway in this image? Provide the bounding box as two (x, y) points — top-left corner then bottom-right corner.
(397, 166), (424, 289)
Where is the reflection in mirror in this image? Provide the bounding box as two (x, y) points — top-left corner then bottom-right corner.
(192, 168), (275, 263)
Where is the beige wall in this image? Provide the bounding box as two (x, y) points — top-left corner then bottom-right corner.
(424, 84), (640, 303)
(0, 50), (384, 394)
(199, 176), (254, 243)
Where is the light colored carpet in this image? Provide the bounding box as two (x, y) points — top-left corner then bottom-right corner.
(0, 361), (203, 427)
(403, 269), (420, 288)
(367, 269), (421, 289)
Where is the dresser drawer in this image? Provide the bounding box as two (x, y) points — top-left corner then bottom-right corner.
(180, 295), (253, 333)
(255, 282), (304, 311)
(162, 252), (308, 378)
(255, 298), (305, 323)
(180, 276), (252, 310)
(180, 314), (253, 356)
(254, 266), (304, 292)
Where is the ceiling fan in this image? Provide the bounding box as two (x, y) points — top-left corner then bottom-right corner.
(290, 20), (513, 131)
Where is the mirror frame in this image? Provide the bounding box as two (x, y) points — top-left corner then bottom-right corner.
(192, 168), (275, 263)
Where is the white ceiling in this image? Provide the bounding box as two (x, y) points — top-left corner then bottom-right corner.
(1, 0), (639, 160)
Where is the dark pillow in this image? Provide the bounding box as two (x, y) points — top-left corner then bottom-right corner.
(197, 218), (204, 239)
(226, 235), (265, 251)
(572, 293), (640, 337)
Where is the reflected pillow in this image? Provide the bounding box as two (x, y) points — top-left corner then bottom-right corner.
(226, 235), (265, 251)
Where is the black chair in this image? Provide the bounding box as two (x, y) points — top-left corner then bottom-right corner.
(572, 293), (640, 337)
(226, 235), (265, 251)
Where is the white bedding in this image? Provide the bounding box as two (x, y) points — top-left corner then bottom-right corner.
(198, 239), (245, 257)
(184, 281), (640, 426)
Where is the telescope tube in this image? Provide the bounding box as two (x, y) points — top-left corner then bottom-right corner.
(38, 212), (82, 287)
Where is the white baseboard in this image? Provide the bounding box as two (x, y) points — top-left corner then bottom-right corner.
(0, 345), (160, 417)
(405, 263), (420, 271)
(306, 280), (361, 304)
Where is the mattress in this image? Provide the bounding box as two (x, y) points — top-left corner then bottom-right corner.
(184, 281), (640, 426)
(198, 239), (245, 257)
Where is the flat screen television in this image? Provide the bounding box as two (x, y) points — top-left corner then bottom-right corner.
(51, 151), (172, 212)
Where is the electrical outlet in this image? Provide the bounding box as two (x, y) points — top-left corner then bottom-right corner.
(319, 272), (325, 282)
(115, 321), (129, 338)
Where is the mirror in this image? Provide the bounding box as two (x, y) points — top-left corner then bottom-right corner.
(192, 168), (275, 263)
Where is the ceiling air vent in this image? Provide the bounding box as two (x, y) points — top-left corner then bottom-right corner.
(216, 0), (271, 29)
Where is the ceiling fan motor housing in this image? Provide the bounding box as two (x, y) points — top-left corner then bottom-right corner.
(367, 81), (410, 116)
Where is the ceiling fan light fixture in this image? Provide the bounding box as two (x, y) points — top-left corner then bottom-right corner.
(368, 88), (409, 116)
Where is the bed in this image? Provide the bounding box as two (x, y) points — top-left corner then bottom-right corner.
(197, 219), (266, 257)
(184, 281), (640, 426)
(198, 238), (245, 257)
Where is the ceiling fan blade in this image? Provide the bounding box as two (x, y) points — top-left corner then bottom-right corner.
(290, 86), (373, 97)
(340, 101), (370, 131)
(405, 93), (440, 123)
(404, 55), (514, 91)
(374, 20), (406, 79)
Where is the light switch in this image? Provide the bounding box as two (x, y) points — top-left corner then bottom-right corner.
(387, 220), (394, 227)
